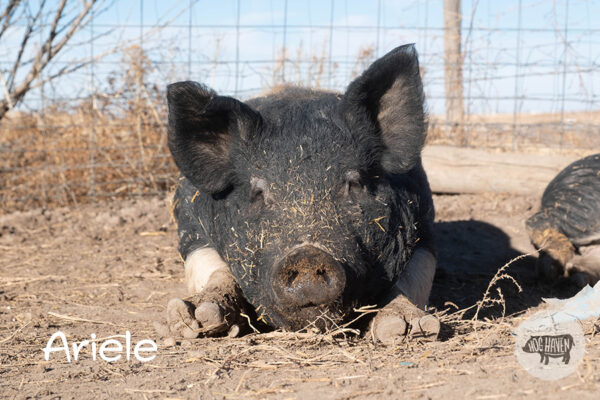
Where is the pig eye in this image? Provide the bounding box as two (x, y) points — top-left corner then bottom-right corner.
(250, 177), (270, 207)
(344, 170), (364, 199)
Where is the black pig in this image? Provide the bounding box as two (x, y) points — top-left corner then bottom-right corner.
(162, 44), (439, 344)
(526, 154), (600, 286)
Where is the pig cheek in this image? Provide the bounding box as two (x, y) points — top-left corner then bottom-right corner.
(224, 244), (275, 320)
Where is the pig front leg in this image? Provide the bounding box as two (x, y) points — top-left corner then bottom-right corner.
(528, 226), (599, 287)
(164, 248), (247, 338)
(371, 247), (440, 345)
(527, 224), (575, 282)
(159, 181), (249, 339)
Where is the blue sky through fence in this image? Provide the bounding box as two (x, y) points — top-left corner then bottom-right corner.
(1, 0), (598, 116)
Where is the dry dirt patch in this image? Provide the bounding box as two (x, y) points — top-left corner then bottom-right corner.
(1, 194), (598, 399)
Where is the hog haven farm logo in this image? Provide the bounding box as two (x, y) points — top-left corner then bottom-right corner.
(514, 311), (585, 380)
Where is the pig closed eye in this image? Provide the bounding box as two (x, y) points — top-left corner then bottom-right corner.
(250, 177), (271, 207)
(344, 170), (364, 199)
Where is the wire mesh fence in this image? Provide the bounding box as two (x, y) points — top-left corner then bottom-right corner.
(1, 0), (598, 212)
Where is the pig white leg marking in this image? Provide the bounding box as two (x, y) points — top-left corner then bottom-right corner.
(392, 248), (436, 310)
(567, 244), (600, 286)
(572, 232), (600, 246)
(184, 247), (230, 295)
(158, 247), (244, 340)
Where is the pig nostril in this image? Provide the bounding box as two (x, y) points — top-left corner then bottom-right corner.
(285, 270), (299, 287)
(315, 268), (333, 286)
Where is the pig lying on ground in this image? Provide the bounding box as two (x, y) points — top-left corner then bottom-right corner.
(526, 154), (600, 286)
(161, 44), (440, 344)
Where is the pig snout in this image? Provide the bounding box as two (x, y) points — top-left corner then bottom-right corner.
(271, 245), (346, 308)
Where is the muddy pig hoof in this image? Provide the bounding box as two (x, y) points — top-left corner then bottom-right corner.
(372, 295), (440, 345)
(166, 298), (200, 339)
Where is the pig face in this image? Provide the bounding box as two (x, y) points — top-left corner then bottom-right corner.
(167, 44), (427, 330)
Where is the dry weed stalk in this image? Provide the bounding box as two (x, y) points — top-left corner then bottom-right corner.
(472, 252), (534, 326)
(436, 250), (538, 342)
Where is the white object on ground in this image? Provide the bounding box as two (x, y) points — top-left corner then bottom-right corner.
(542, 281), (600, 324)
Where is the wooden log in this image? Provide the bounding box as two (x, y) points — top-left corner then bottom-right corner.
(422, 145), (581, 196)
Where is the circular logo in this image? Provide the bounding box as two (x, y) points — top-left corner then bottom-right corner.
(514, 311), (585, 380)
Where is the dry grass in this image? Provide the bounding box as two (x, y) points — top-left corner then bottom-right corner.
(1, 44), (597, 213)
(0, 46), (176, 212)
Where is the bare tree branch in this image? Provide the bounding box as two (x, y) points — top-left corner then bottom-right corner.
(7, 0), (45, 91)
(0, 0), (22, 41)
(0, 0), (99, 120)
(45, 0), (67, 60)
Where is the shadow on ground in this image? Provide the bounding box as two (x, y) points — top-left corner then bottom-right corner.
(429, 220), (582, 321)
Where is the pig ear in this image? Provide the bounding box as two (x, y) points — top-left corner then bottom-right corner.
(167, 81), (262, 193)
(340, 44), (426, 174)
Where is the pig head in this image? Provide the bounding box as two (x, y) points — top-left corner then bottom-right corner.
(167, 44), (433, 331)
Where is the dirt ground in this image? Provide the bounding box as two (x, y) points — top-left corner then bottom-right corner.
(1, 193), (599, 399)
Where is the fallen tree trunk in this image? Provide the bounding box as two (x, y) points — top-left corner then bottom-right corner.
(422, 145), (582, 196)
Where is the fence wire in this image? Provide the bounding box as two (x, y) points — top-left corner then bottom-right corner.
(1, 0), (598, 212)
